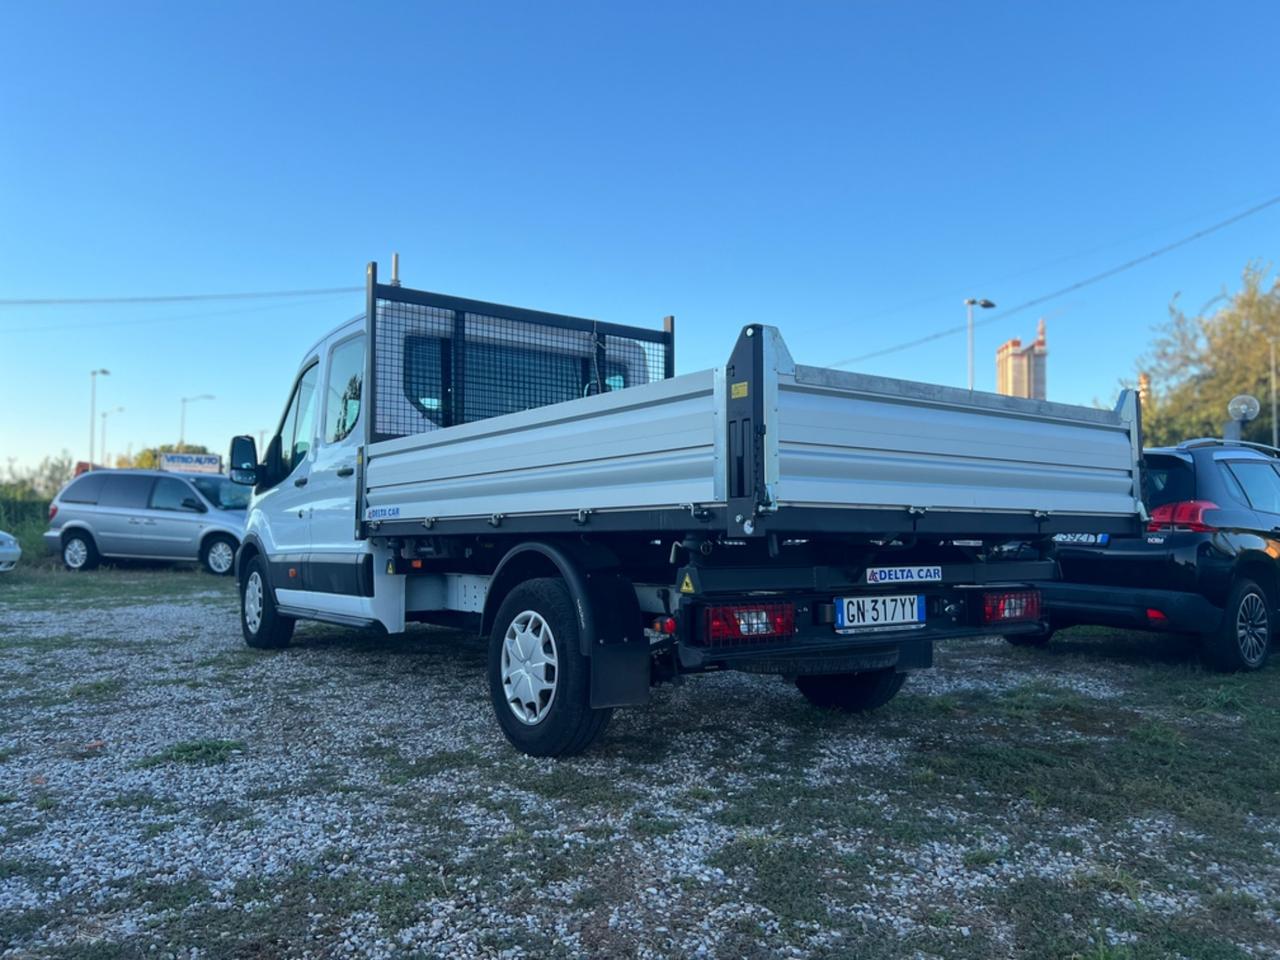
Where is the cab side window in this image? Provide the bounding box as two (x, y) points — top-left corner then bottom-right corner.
(279, 364), (320, 476)
(324, 337), (364, 444)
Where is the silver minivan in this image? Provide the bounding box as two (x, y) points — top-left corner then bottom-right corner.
(44, 470), (247, 575)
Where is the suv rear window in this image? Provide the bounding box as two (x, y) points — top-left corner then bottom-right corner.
(1144, 455), (1195, 508)
(61, 472), (108, 504)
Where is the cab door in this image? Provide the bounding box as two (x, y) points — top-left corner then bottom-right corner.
(307, 332), (366, 594)
(256, 361), (320, 588)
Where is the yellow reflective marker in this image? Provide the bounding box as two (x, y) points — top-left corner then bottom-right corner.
(731, 381), (749, 399)
(680, 573), (695, 594)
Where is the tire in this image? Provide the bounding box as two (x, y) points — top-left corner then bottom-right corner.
(487, 578), (612, 757)
(61, 531), (100, 572)
(201, 535), (238, 576)
(1006, 627), (1054, 648)
(240, 554), (294, 649)
(796, 668), (907, 713)
(1201, 578), (1271, 672)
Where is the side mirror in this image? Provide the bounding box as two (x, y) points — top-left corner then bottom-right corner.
(228, 435), (259, 486)
(181, 497), (207, 513)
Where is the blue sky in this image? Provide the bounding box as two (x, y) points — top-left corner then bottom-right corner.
(1, 1), (1277, 469)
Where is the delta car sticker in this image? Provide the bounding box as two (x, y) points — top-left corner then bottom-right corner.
(865, 565), (943, 585)
(366, 506), (402, 520)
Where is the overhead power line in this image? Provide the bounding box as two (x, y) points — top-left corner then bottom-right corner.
(835, 192), (1280, 367)
(0, 285), (362, 308)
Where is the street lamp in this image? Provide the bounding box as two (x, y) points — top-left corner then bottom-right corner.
(963, 298), (996, 390)
(89, 369), (110, 468)
(179, 394), (215, 452)
(100, 407), (123, 468)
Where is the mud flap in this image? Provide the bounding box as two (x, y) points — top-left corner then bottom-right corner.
(586, 572), (650, 708)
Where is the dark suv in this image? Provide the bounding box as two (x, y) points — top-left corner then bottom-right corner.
(1039, 440), (1279, 671)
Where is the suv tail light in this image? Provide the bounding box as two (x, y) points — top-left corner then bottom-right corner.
(1147, 500), (1220, 533)
(48, 503), (58, 522)
(704, 603), (796, 645)
(982, 589), (1041, 625)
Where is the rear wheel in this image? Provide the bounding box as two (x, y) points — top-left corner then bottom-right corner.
(1202, 578), (1271, 672)
(487, 578), (611, 757)
(240, 555), (294, 649)
(1006, 623), (1055, 648)
(796, 669), (907, 712)
(61, 531), (99, 572)
(201, 535), (237, 576)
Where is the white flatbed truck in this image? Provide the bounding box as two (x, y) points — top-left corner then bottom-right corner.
(228, 262), (1145, 756)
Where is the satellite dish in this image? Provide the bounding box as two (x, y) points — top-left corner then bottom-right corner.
(1228, 394), (1261, 422)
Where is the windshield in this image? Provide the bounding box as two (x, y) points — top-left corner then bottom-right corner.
(191, 475), (250, 510)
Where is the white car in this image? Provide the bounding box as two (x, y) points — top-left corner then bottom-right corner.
(0, 530), (21, 572)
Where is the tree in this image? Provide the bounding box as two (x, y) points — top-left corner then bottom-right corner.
(1, 452), (75, 500)
(1140, 264), (1280, 447)
(124, 444), (212, 470)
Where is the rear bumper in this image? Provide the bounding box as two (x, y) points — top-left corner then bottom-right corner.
(0, 544), (20, 571)
(1040, 581), (1222, 634)
(676, 619), (1044, 675)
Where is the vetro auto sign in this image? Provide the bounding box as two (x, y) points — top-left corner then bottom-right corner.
(865, 565), (943, 584)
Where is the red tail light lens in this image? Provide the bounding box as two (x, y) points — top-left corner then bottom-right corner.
(1147, 500), (1219, 533)
(704, 603), (796, 645)
(48, 504), (58, 522)
(982, 590), (1041, 624)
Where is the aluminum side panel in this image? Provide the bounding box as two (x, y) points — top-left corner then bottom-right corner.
(774, 375), (1140, 515)
(365, 371), (718, 519)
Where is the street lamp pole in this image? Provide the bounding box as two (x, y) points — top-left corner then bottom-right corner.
(1271, 338), (1277, 448)
(963, 298), (996, 391)
(89, 369), (110, 468)
(179, 394), (215, 452)
(100, 407), (123, 468)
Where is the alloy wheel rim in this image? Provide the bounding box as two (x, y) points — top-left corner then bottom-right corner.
(208, 542), (234, 574)
(244, 571), (264, 634)
(501, 609), (559, 725)
(1236, 592), (1268, 666)
(64, 538), (87, 569)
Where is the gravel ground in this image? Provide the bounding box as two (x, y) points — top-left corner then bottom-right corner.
(1, 570), (1278, 959)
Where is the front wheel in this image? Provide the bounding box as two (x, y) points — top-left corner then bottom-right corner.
(796, 668), (907, 712)
(487, 578), (612, 757)
(1202, 579), (1271, 672)
(240, 555), (294, 649)
(201, 535), (237, 576)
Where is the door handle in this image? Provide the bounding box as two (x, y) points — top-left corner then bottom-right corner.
(336, 466), (354, 478)
(294, 476), (308, 487)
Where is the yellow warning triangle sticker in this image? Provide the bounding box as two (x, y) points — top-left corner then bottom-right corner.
(680, 573), (695, 594)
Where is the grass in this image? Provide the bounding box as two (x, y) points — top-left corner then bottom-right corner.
(3, 573), (1279, 958)
(139, 739), (244, 767)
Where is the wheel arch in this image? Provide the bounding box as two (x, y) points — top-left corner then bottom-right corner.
(235, 534), (265, 583)
(481, 541), (616, 653)
(199, 528), (240, 555)
(1234, 551), (1279, 609)
(59, 522), (95, 545)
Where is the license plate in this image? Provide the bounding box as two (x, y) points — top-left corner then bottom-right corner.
(1053, 533), (1110, 545)
(834, 594), (926, 633)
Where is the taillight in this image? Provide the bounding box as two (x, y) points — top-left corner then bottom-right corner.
(704, 603), (796, 645)
(1147, 500), (1219, 533)
(48, 504), (58, 522)
(982, 590), (1041, 624)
